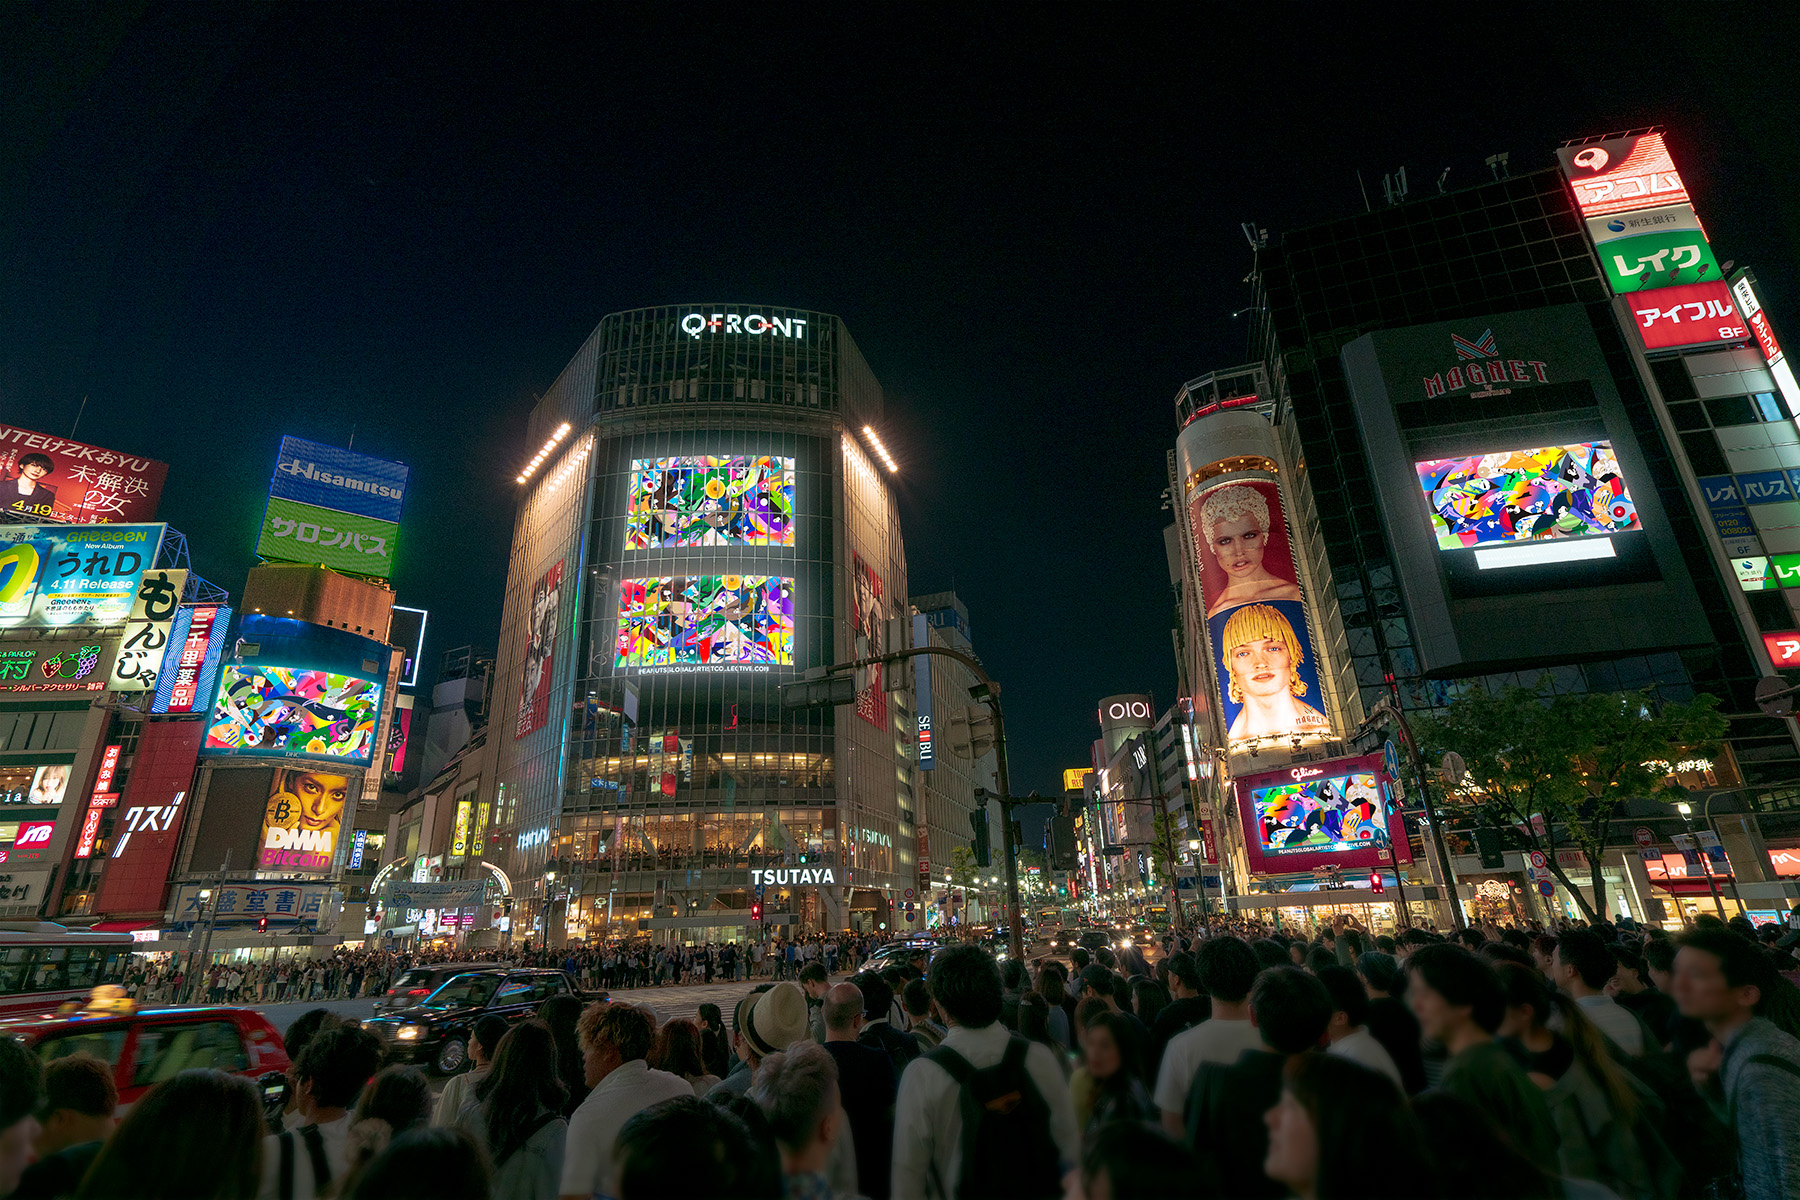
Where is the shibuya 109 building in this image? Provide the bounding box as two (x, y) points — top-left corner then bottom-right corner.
(488, 305), (919, 943)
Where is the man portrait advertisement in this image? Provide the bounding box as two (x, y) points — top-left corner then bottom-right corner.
(1209, 601), (1331, 747)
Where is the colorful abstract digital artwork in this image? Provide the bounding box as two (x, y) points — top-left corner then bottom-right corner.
(204, 665), (381, 763)
(626, 456), (794, 548)
(1416, 442), (1639, 550)
(615, 576), (794, 668)
(1252, 771), (1389, 857)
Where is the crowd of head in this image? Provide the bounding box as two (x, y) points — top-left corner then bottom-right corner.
(4, 913), (1799, 1200)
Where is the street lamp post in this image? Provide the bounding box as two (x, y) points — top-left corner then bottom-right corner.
(1677, 801), (1727, 921)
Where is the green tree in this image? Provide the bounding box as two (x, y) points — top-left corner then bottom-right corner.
(1414, 682), (1724, 923)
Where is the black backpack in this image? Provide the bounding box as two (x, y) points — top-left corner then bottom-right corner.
(926, 1036), (1062, 1200)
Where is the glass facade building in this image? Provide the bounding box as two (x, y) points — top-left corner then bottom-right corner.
(489, 306), (912, 942)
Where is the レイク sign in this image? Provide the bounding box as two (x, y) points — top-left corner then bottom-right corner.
(679, 312), (809, 340)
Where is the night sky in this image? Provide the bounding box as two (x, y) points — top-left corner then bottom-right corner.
(6, 6), (1800, 792)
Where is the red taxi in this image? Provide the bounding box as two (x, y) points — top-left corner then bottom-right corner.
(0, 1003), (291, 1118)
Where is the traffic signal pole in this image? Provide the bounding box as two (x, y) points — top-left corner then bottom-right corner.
(792, 644), (1026, 964)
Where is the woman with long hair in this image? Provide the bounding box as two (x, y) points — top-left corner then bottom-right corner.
(1018, 993), (1070, 1079)
(1081, 1011), (1154, 1137)
(467, 1020), (568, 1200)
(1495, 962), (1670, 1200)
(535, 994), (589, 1117)
(697, 1002), (731, 1079)
(1264, 1053), (1432, 1200)
(648, 1017), (721, 1097)
(1034, 967), (1071, 1050)
(75, 1070), (264, 1200)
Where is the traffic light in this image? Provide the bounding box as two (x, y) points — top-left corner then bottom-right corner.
(1473, 827), (1505, 871)
(1368, 872), (1385, 895)
(780, 671), (856, 710)
(945, 705), (997, 758)
(751, 903), (762, 921)
(969, 806), (991, 867)
(257, 917), (269, 933)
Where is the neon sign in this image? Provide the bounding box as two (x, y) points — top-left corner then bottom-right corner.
(678, 312), (809, 341)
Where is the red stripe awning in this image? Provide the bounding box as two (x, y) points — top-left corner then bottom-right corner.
(1650, 879), (1734, 896)
(90, 921), (158, 932)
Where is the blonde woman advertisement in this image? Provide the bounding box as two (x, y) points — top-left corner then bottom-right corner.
(259, 768), (351, 871)
(1210, 602), (1331, 745)
(1195, 483), (1302, 619)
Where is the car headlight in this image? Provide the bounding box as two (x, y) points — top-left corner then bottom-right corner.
(396, 1024), (425, 1041)
(1119, 940), (1130, 950)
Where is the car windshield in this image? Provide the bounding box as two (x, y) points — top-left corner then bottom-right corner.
(420, 973), (499, 1009)
(391, 969), (439, 992)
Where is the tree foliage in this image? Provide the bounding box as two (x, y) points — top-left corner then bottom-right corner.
(1413, 681), (1724, 923)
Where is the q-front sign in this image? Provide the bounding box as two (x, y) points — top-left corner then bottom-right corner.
(750, 867), (837, 887)
(679, 312), (809, 341)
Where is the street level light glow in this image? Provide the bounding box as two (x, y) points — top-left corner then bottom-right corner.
(862, 425), (898, 473)
(516, 422), (573, 483)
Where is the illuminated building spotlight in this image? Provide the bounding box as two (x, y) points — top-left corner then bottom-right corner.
(862, 425), (898, 473)
(516, 422), (573, 484)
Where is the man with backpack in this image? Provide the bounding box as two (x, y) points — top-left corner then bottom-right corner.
(257, 1026), (383, 1200)
(892, 945), (1077, 1200)
(1674, 926), (1800, 1200)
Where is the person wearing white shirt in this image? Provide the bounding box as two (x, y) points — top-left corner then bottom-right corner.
(435, 1015), (509, 1128)
(1155, 936), (1265, 1134)
(1552, 929), (1645, 1056)
(258, 1027), (383, 1200)
(560, 1003), (693, 1200)
(1316, 964), (1403, 1088)
(891, 946), (1078, 1200)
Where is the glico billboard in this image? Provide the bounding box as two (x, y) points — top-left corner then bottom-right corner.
(1235, 751), (1412, 877)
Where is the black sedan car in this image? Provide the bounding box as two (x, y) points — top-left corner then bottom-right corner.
(362, 968), (580, 1074)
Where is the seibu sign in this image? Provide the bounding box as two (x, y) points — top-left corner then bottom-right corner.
(679, 312), (809, 341)
(750, 867), (837, 887)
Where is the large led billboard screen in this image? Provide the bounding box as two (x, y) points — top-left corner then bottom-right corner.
(1557, 131), (1689, 218)
(1415, 443), (1640, 550)
(0, 524), (165, 628)
(258, 766), (350, 873)
(0, 427), (168, 525)
(616, 575), (794, 670)
(626, 455), (794, 548)
(1235, 752), (1412, 876)
(257, 497), (397, 578)
(1191, 480), (1331, 751)
(515, 560), (563, 739)
(204, 665), (382, 763)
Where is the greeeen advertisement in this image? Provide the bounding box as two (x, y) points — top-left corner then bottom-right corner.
(1191, 480), (1331, 751)
(258, 766), (350, 873)
(0, 524), (165, 628)
(205, 664), (382, 764)
(515, 560), (564, 739)
(626, 455), (795, 548)
(0, 426), (168, 525)
(615, 575), (794, 670)
(1235, 752), (1412, 877)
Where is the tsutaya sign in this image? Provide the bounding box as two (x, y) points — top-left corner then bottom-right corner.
(679, 312), (809, 340)
(750, 867), (837, 886)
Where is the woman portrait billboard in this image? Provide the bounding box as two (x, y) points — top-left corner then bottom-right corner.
(1192, 478), (1333, 750)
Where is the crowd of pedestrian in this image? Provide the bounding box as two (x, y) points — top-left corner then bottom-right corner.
(118, 931), (882, 1006)
(6, 913), (1799, 1199)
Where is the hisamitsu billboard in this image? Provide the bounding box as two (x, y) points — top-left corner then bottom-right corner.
(268, 436), (408, 524)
